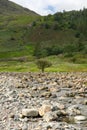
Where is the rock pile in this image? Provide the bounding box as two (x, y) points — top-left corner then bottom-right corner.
(0, 72), (87, 130)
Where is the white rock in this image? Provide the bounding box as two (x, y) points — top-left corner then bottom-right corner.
(74, 115), (86, 121)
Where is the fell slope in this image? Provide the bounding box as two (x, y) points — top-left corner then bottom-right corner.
(0, 0), (39, 59)
(0, 0), (87, 65)
(0, 0), (37, 15)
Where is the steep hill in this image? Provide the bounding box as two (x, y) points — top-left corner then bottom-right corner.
(0, 0), (38, 15)
(0, 0), (39, 59)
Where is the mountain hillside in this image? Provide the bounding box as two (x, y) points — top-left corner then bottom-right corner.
(0, 0), (39, 59)
(0, 0), (87, 66)
(28, 9), (87, 60)
(0, 0), (38, 15)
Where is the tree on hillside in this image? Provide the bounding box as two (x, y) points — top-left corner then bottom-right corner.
(36, 59), (52, 72)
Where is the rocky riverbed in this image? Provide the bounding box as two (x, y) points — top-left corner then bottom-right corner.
(0, 72), (87, 130)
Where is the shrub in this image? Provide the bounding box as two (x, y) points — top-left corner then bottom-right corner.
(36, 59), (52, 72)
(43, 23), (50, 29)
(32, 21), (36, 26)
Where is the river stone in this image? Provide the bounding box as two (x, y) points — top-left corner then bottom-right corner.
(22, 109), (39, 117)
(55, 102), (65, 110)
(84, 100), (87, 105)
(74, 115), (86, 121)
(39, 105), (51, 116)
(67, 105), (81, 116)
(40, 91), (52, 98)
(43, 111), (58, 122)
(0, 72), (87, 130)
(22, 124), (28, 130)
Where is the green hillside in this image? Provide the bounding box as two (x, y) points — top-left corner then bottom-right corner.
(0, 0), (87, 71)
(29, 9), (87, 60)
(0, 0), (39, 59)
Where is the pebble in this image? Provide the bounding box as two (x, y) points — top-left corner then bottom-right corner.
(43, 111), (58, 122)
(22, 124), (28, 130)
(74, 115), (86, 121)
(39, 104), (51, 116)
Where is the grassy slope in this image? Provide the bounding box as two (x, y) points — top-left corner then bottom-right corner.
(0, 14), (37, 58)
(0, 0), (37, 15)
(0, 0), (39, 59)
(0, 56), (87, 72)
(0, 16), (87, 71)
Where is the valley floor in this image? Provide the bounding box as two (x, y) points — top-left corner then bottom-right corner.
(0, 55), (87, 72)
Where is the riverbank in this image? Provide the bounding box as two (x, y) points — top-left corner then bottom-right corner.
(0, 72), (87, 130)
